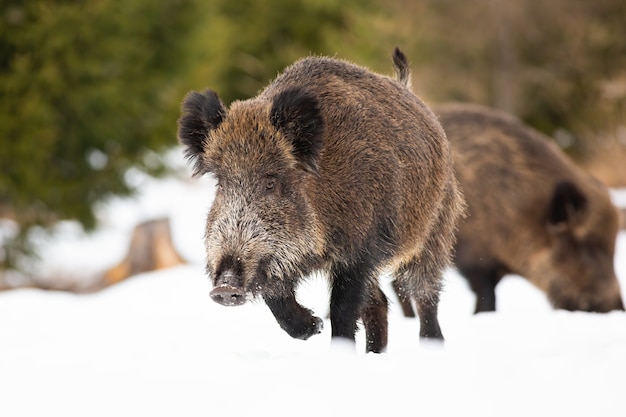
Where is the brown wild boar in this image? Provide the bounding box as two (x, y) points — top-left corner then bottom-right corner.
(177, 49), (464, 352)
(438, 104), (624, 313)
(392, 58), (623, 315)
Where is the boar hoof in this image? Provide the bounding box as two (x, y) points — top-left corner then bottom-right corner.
(312, 316), (324, 335)
(288, 316), (324, 340)
(210, 285), (246, 306)
(300, 316), (324, 340)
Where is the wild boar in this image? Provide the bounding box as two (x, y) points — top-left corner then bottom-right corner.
(440, 103), (624, 313)
(389, 58), (623, 316)
(177, 49), (464, 352)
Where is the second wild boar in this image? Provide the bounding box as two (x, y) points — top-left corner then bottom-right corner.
(394, 101), (624, 314)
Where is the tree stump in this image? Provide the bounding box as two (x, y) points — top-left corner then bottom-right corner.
(1, 217), (187, 293)
(96, 217), (187, 289)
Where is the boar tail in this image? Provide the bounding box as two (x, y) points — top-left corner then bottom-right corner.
(392, 47), (412, 90)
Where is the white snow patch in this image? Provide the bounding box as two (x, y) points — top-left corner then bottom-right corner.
(1, 152), (625, 417)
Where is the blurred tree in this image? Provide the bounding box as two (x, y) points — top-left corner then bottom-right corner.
(0, 0), (203, 271)
(388, 0), (626, 165)
(196, 0), (375, 104)
(517, 0), (626, 156)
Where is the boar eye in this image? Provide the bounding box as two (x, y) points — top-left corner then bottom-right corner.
(263, 177), (276, 194)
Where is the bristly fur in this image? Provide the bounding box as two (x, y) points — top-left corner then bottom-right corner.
(436, 103), (623, 313)
(177, 50), (465, 352)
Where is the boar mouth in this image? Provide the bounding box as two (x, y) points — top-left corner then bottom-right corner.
(209, 257), (273, 306)
(210, 268), (247, 306)
(210, 284), (247, 306)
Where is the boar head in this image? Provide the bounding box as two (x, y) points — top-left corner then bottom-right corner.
(177, 88), (326, 305)
(536, 181), (624, 312)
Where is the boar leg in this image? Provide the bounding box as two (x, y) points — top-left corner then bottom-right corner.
(394, 258), (444, 340)
(329, 262), (374, 348)
(416, 292), (443, 339)
(455, 260), (505, 313)
(361, 285), (389, 353)
(264, 291), (323, 340)
(391, 280), (416, 317)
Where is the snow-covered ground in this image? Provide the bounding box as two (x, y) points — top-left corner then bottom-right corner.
(1, 151), (625, 417)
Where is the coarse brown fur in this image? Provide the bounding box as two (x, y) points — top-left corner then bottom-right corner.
(392, 52), (622, 313)
(440, 103), (623, 313)
(393, 102), (624, 314)
(177, 49), (464, 352)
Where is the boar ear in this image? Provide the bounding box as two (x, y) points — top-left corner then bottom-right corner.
(546, 180), (588, 232)
(177, 90), (227, 176)
(270, 88), (324, 175)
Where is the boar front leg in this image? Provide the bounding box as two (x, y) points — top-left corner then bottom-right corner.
(264, 291), (324, 340)
(459, 264), (500, 313)
(391, 280), (416, 317)
(454, 244), (506, 313)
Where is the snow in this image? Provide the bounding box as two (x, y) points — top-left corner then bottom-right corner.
(1, 151), (625, 417)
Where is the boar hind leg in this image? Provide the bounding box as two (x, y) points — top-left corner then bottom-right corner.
(329, 262), (375, 347)
(399, 181), (462, 340)
(264, 291), (323, 340)
(361, 286), (389, 353)
(395, 259), (444, 340)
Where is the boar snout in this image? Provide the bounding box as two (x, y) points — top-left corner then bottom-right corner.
(210, 270), (246, 306)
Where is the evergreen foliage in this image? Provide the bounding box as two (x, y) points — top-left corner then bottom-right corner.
(197, 0), (373, 104)
(0, 0), (203, 269)
(0, 0), (372, 272)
